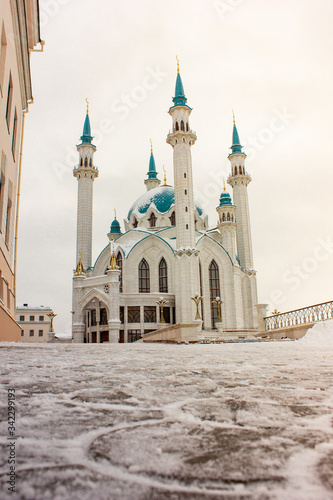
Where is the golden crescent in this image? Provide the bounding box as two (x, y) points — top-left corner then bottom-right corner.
(86, 98), (89, 104)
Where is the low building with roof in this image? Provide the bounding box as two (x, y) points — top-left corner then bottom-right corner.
(16, 304), (54, 342)
(72, 63), (260, 343)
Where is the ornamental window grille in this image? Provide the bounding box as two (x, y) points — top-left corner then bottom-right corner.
(144, 306), (156, 323)
(159, 258), (168, 293)
(117, 251), (123, 292)
(128, 306), (140, 323)
(139, 259), (150, 293)
(209, 260), (221, 327)
(170, 211), (176, 225)
(128, 329), (141, 343)
(149, 212), (156, 227)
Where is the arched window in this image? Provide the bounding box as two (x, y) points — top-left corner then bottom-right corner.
(175, 121), (179, 131)
(227, 212), (230, 221)
(209, 260), (221, 327)
(84, 157), (88, 167)
(231, 214), (234, 222)
(133, 218), (138, 228)
(89, 158), (92, 167)
(149, 212), (156, 228)
(170, 211), (176, 226)
(117, 251), (123, 292)
(222, 213), (226, 222)
(180, 120), (185, 131)
(80, 158), (83, 166)
(186, 122), (189, 131)
(139, 259), (150, 293)
(234, 166), (237, 175)
(159, 258), (168, 293)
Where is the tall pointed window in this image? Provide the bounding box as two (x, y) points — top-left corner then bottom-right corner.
(139, 258), (150, 293)
(209, 260), (221, 327)
(117, 251), (123, 292)
(170, 211), (176, 226)
(180, 120), (185, 131)
(175, 121), (179, 131)
(84, 157), (88, 167)
(149, 212), (156, 227)
(5, 73), (13, 130)
(159, 258), (168, 293)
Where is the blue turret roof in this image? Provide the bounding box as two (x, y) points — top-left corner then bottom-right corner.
(79, 113), (93, 144)
(110, 218), (121, 234)
(172, 72), (187, 106)
(230, 122), (243, 154)
(147, 152), (159, 180)
(219, 191), (233, 207)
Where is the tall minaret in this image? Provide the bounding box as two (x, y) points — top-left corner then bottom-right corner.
(227, 112), (254, 270)
(166, 59), (199, 325)
(166, 58), (197, 248)
(144, 140), (161, 191)
(73, 100), (98, 270)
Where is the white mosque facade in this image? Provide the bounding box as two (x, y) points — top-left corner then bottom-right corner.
(72, 67), (259, 343)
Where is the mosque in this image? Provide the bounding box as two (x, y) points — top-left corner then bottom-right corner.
(72, 63), (260, 343)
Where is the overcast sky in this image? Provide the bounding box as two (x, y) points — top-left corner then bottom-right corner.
(17, 0), (333, 333)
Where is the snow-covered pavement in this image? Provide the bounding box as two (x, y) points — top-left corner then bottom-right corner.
(1, 322), (333, 499)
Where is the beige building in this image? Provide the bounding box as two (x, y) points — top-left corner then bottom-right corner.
(0, 1), (41, 341)
(16, 304), (53, 342)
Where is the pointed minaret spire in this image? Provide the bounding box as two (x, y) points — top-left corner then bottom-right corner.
(80, 99), (93, 145)
(172, 56), (187, 107)
(144, 139), (161, 191)
(230, 110), (243, 155)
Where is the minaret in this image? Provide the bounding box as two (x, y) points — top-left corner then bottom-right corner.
(144, 140), (161, 191)
(227, 112), (254, 270)
(166, 57), (197, 248)
(216, 181), (237, 262)
(73, 100), (98, 270)
(166, 59), (199, 326)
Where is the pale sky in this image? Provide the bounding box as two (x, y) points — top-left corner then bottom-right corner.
(17, 0), (333, 333)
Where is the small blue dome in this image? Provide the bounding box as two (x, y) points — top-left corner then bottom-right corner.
(110, 218), (121, 233)
(219, 191), (233, 207)
(127, 185), (204, 220)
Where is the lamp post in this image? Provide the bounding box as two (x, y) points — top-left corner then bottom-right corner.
(156, 297), (168, 324)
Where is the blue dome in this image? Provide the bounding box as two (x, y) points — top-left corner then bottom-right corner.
(110, 218), (121, 233)
(127, 185), (204, 220)
(219, 191), (233, 207)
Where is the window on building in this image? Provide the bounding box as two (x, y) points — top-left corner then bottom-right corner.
(128, 329), (141, 343)
(128, 306), (140, 323)
(186, 224), (188, 229)
(144, 306), (156, 323)
(139, 259), (150, 293)
(119, 306), (124, 324)
(29, 315), (35, 321)
(21, 330), (24, 337)
(209, 260), (221, 328)
(175, 121), (179, 131)
(38, 330), (43, 337)
(170, 211), (176, 226)
(84, 157), (88, 167)
(186, 123), (189, 131)
(133, 218), (138, 228)
(149, 212), (156, 227)
(184, 173), (186, 178)
(39, 316), (44, 321)
(117, 251), (123, 292)
(4, 195), (11, 247)
(184, 189), (187, 195)
(91, 309), (97, 326)
(11, 108), (17, 160)
(5, 73), (13, 130)
(227, 213), (230, 221)
(180, 120), (185, 131)
(29, 330), (34, 337)
(0, 152), (6, 230)
(163, 307), (171, 323)
(0, 23), (7, 94)
(7, 283), (10, 311)
(100, 308), (108, 325)
(159, 258), (168, 293)
(19, 315), (24, 321)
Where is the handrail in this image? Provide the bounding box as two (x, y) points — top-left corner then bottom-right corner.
(264, 300), (333, 331)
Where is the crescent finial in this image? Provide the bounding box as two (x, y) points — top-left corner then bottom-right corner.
(86, 98), (89, 115)
(176, 55), (180, 74)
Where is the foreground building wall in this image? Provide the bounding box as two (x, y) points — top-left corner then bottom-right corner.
(0, 0), (41, 340)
